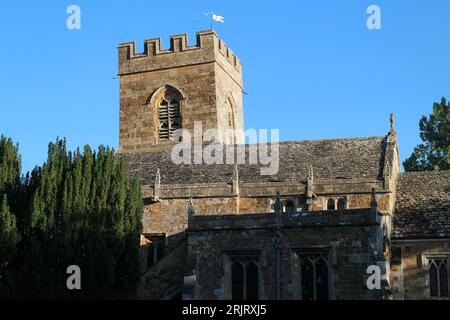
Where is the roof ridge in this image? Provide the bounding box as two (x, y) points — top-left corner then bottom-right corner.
(400, 170), (450, 176)
(274, 135), (386, 144)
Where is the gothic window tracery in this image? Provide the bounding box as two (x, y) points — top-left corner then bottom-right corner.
(299, 252), (329, 300)
(428, 258), (448, 297)
(230, 255), (260, 300)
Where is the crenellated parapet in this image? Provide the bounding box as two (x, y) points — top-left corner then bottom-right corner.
(118, 30), (242, 81)
(217, 38), (241, 72)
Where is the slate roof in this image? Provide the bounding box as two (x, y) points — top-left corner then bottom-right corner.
(124, 136), (388, 185)
(393, 171), (450, 240)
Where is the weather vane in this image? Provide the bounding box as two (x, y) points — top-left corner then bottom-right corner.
(203, 12), (224, 30)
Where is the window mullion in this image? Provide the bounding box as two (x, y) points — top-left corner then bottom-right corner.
(313, 258), (317, 300)
(167, 101), (171, 134)
(243, 261), (247, 300)
(447, 259), (450, 297)
(438, 262), (441, 297)
(158, 93), (181, 141)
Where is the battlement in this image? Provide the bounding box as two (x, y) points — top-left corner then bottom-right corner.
(217, 38), (240, 72)
(118, 30), (242, 77)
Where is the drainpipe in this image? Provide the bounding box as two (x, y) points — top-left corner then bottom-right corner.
(275, 231), (282, 300)
(274, 192), (282, 300)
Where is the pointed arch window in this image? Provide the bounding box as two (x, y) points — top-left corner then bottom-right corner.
(230, 255), (260, 300)
(299, 251), (329, 300)
(158, 92), (181, 141)
(428, 258), (448, 297)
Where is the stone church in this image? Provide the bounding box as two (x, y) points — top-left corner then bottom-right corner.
(117, 30), (450, 300)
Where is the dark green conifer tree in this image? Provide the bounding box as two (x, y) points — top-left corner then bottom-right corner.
(0, 136), (20, 293)
(0, 137), (143, 299)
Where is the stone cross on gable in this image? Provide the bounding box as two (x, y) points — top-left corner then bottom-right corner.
(390, 113), (395, 135)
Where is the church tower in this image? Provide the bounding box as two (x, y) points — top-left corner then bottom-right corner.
(118, 30), (244, 152)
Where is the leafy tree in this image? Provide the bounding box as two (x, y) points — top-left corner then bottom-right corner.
(403, 97), (450, 172)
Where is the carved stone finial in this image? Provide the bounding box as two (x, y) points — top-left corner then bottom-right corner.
(153, 168), (161, 201)
(274, 192), (282, 214)
(306, 165), (314, 200)
(370, 188), (378, 208)
(187, 198), (196, 216)
(233, 165), (239, 181)
(389, 113), (395, 134)
(232, 165), (240, 196)
(155, 168), (161, 185)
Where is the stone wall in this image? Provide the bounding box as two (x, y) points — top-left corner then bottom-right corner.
(391, 240), (450, 299)
(141, 179), (393, 238)
(185, 209), (388, 300)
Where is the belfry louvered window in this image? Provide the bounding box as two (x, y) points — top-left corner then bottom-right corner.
(158, 93), (180, 141)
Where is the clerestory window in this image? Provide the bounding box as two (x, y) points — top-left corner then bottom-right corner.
(285, 200), (296, 214)
(327, 198), (335, 210)
(337, 198), (346, 210)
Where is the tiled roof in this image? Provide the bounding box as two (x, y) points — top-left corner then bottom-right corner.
(393, 171), (450, 240)
(124, 136), (388, 185)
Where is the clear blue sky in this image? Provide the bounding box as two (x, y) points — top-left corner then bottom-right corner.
(0, 0), (449, 173)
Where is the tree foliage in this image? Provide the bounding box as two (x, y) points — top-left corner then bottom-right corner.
(0, 136), (20, 275)
(0, 137), (143, 299)
(403, 97), (450, 172)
